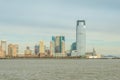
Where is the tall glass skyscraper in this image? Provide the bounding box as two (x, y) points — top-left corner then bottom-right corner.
(76, 20), (86, 56)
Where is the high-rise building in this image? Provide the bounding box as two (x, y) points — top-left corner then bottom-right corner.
(39, 41), (45, 54)
(60, 36), (65, 54)
(34, 45), (39, 55)
(50, 41), (55, 56)
(0, 46), (4, 58)
(61, 40), (65, 54)
(50, 36), (65, 56)
(1, 40), (7, 56)
(76, 20), (86, 56)
(8, 44), (18, 57)
(50, 36), (56, 56)
(55, 36), (61, 53)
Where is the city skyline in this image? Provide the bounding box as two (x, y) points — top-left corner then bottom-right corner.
(0, 0), (120, 56)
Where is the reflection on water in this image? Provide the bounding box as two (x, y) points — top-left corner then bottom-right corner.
(0, 59), (120, 80)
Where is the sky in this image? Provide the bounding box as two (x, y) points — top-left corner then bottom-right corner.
(0, 0), (120, 56)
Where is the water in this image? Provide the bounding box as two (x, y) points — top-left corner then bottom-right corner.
(0, 59), (120, 80)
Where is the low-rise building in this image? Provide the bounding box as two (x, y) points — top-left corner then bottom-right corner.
(85, 48), (101, 58)
(24, 46), (32, 57)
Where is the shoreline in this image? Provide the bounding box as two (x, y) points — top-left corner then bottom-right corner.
(0, 57), (120, 59)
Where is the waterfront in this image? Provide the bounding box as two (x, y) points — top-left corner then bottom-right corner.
(0, 59), (120, 80)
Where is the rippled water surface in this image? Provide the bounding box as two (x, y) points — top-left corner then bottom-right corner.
(0, 59), (120, 80)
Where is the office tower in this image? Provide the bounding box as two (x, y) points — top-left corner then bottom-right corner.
(1, 41), (7, 56)
(50, 41), (54, 56)
(39, 41), (45, 54)
(0, 46), (4, 58)
(24, 46), (32, 56)
(8, 44), (18, 57)
(61, 40), (65, 54)
(12, 44), (18, 57)
(34, 45), (39, 55)
(55, 36), (61, 53)
(50, 36), (55, 56)
(51, 36), (65, 54)
(60, 36), (65, 54)
(76, 20), (86, 56)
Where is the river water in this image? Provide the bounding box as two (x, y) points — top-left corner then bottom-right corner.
(0, 59), (120, 80)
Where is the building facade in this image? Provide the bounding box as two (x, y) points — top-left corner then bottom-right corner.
(0, 41), (7, 57)
(8, 44), (18, 57)
(24, 46), (32, 56)
(0, 46), (4, 58)
(34, 45), (39, 55)
(76, 20), (86, 56)
(50, 41), (55, 56)
(39, 41), (45, 57)
(71, 42), (76, 51)
(50, 36), (65, 57)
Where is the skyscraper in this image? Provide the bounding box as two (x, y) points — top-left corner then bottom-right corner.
(50, 41), (55, 56)
(50, 36), (55, 56)
(55, 36), (61, 53)
(50, 36), (65, 56)
(61, 40), (65, 54)
(8, 44), (19, 57)
(34, 45), (39, 55)
(1, 40), (7, 56)
(60, 36), (65, 54)
(39, 41), (45, 54)
(76, 20), (86, 56)
(0, 46), (4, 58)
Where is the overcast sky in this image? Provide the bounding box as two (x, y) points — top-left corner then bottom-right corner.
(0, 0), (120, 56)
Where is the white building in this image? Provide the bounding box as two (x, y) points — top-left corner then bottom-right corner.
(76, 20), (86, 56)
